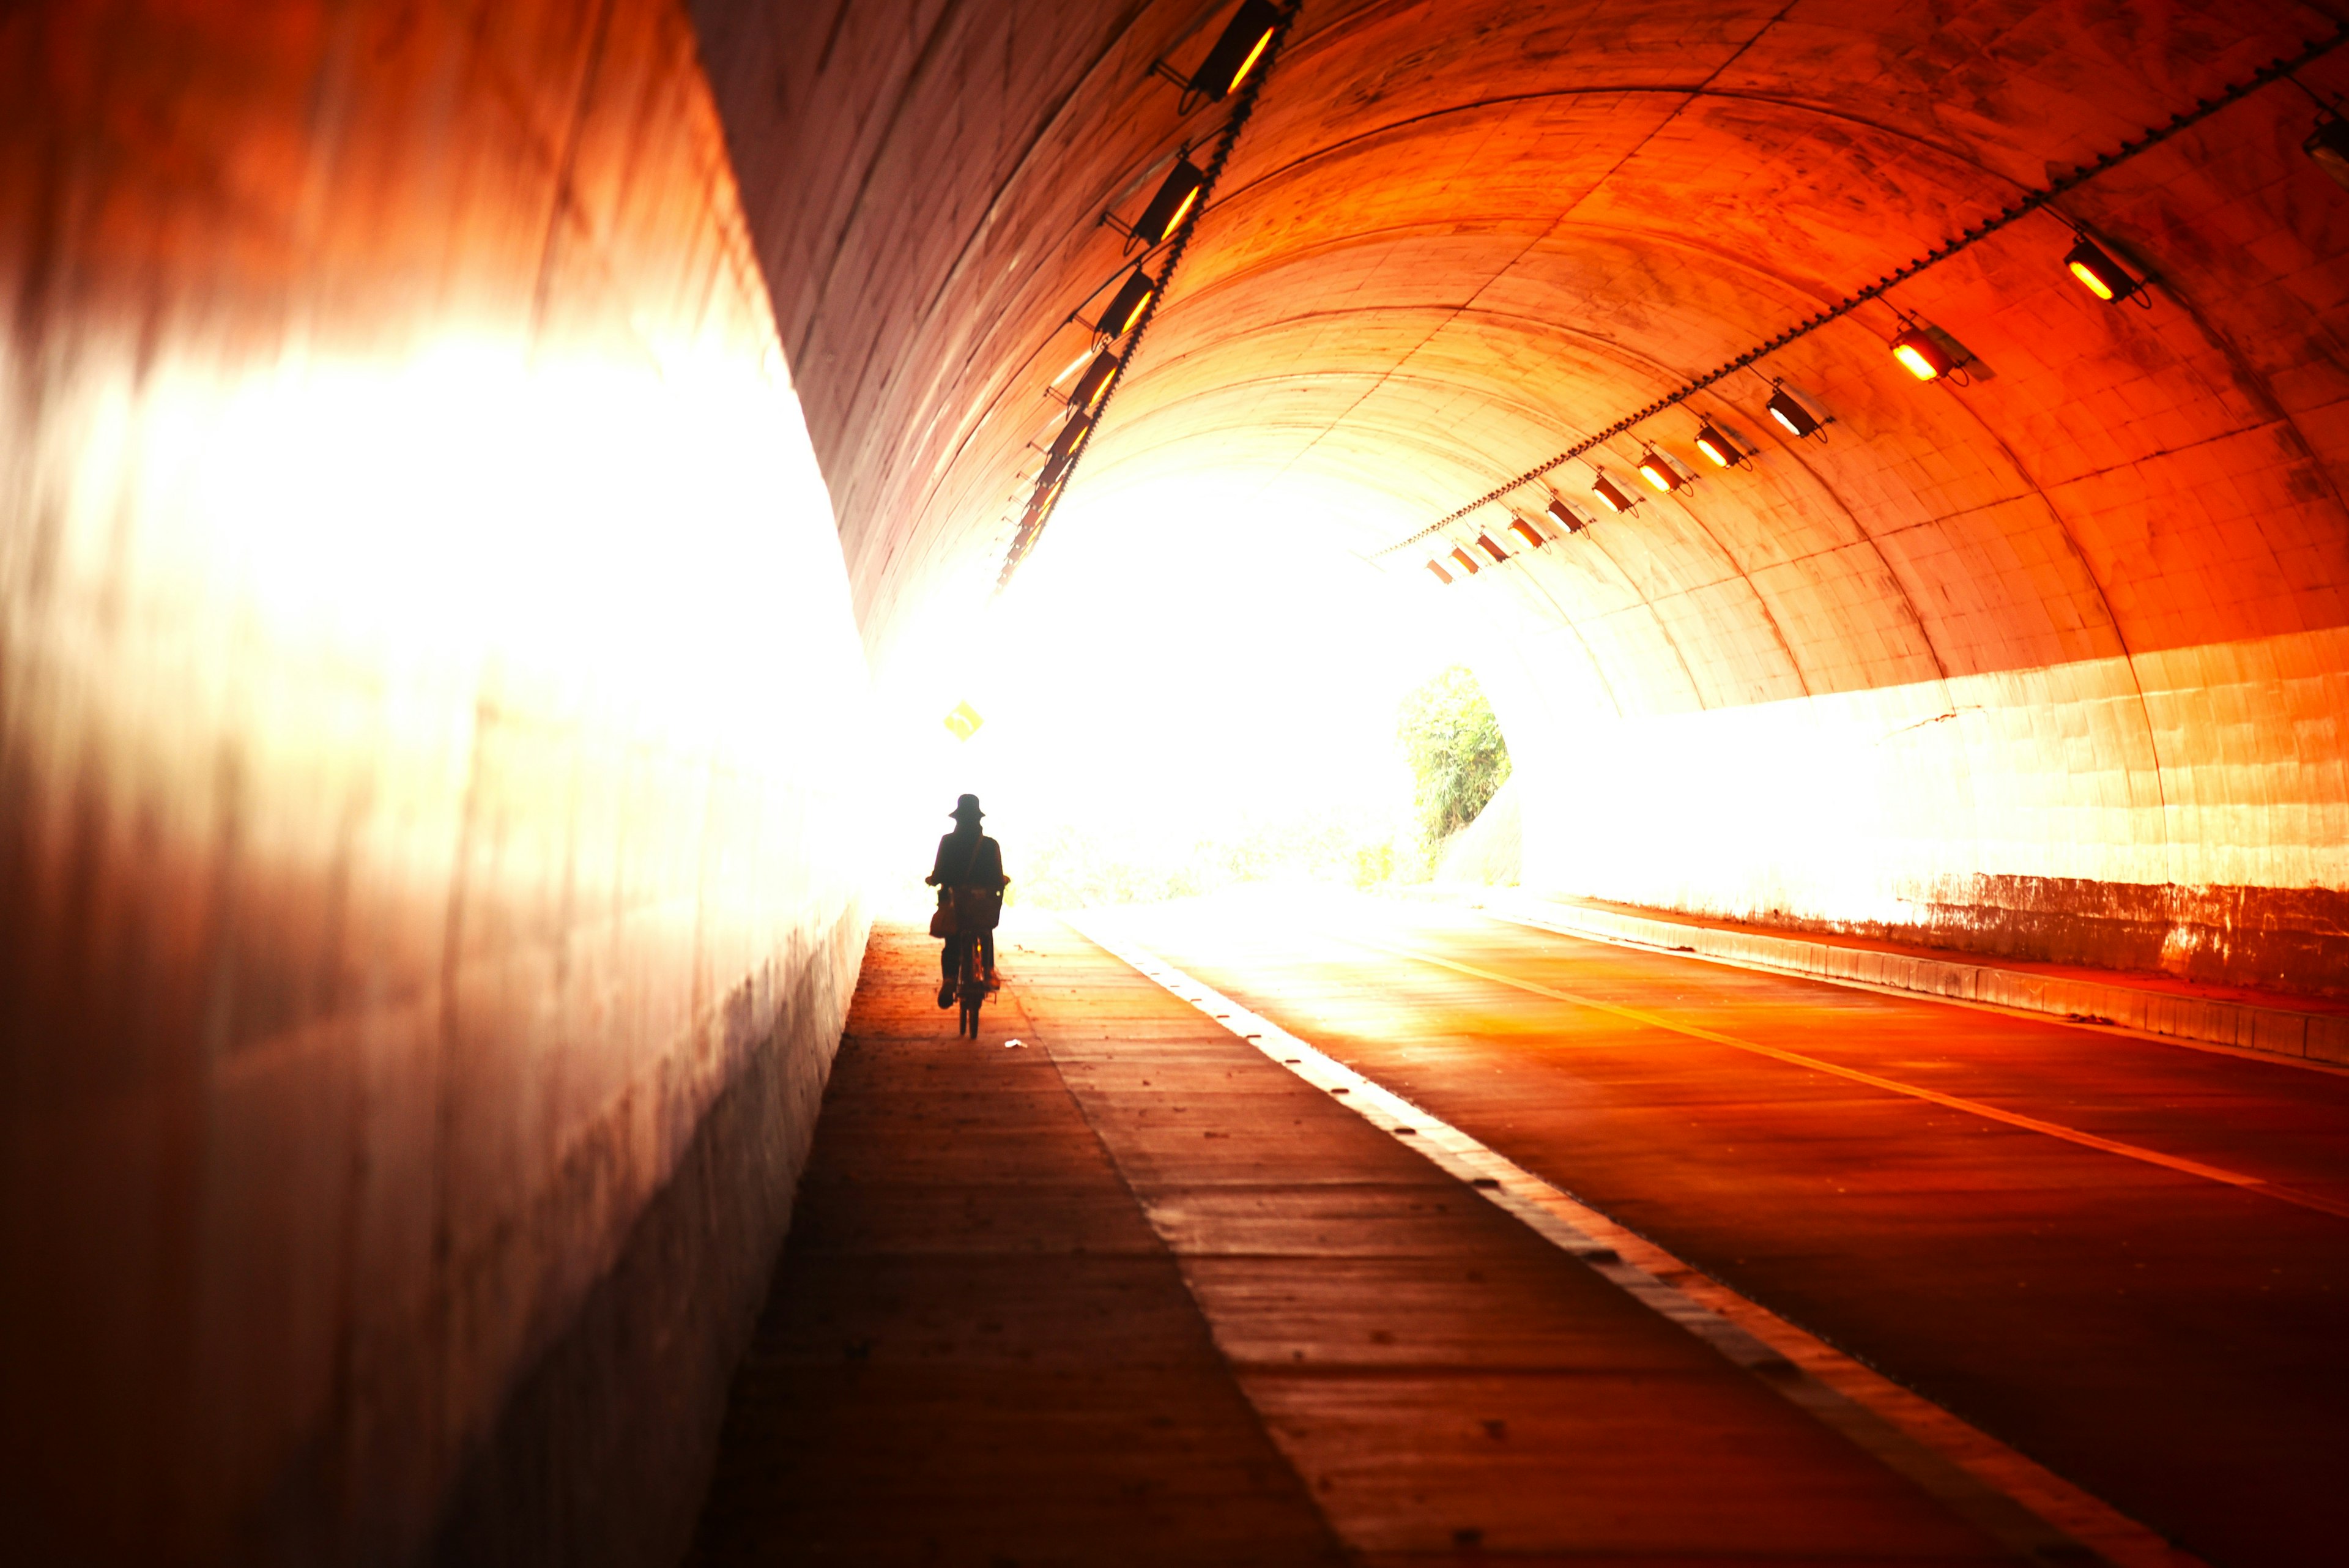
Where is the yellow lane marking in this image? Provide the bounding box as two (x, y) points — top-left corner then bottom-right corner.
(1345, 932), (2349, 1224)
(1069, 914), (2188, 1568)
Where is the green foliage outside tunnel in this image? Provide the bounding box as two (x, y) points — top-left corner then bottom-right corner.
(1398, 664), (1511, 855)
(978, 663), (1512, 910)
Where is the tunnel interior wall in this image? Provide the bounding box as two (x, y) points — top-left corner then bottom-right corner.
(1, 2), (869, 1562)
(702, 0), (2348, 998)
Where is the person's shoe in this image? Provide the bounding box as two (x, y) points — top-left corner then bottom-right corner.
(938, 979), (955, 1008)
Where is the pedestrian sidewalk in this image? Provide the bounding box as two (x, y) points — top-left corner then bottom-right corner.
(1461, 890), (2349, 1068)
(687, 917), (2033, 1565)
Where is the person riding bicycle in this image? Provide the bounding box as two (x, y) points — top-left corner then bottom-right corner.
(927, 793), (1008, 1008)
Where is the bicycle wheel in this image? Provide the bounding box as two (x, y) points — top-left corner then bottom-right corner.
(959, 934), (984, 1037)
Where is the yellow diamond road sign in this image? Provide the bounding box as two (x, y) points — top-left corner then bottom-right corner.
(943, 700), (984, 741)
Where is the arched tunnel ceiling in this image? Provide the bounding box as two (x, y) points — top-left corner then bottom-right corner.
(699, 0), (2349, 675)
(696, 0), (2349, 988)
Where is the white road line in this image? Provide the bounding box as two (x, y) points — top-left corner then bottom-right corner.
(1066, 910), (2208, 1568)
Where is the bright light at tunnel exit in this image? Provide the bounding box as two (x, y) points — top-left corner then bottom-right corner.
(872, 477), (1469, 907)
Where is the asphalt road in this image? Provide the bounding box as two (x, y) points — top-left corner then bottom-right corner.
(1110, 891), (2349, 1568)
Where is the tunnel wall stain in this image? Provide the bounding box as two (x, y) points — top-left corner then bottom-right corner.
(1, 2), (869, 1562)
(699, 0), (2347, 995)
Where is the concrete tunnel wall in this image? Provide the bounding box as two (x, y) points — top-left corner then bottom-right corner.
(3, 2), (870, 1562)
(702, 0), (2349, 995)
(7, 0), (2349, 1565)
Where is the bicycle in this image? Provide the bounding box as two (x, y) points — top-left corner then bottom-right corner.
(951, 925), (987, 1038)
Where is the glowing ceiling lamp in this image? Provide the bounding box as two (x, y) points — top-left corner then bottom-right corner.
(2063, 239), (2140, 303)
(1508, 516), (1548, 549)
(1095, 267), (1157, 339)
(1590, 475), (1638, 513)
(1449, 546), (1482, 575)
(1477, 533), (1509, 562)
(1190, 0), (1280, 101)
(1129, 158), (1207, 248)
(1766, 388), (1824, 438)
(1036, 412), (1091, 488)
(1545, 498), (1587, 535)
(1069, 350), (1119, 412)
(1425, 558), (1455, 584)
(1047, 411), (1091, 461)
(1636, 451), (1683, 493)
(1890, 325), (1955, 382)
(1693, 424), (1745, 468)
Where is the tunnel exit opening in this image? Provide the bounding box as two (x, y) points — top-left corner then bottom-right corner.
(870, 469), (1516, 916)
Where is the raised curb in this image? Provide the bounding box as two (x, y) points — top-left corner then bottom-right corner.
(1472, 893), (2349, 1069)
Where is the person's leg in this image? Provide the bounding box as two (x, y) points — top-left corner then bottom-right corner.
(937, 937), (956, 1006)
(981, 929), (996, 985)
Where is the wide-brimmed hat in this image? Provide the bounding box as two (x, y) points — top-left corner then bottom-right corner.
(949, 793), (984, 821)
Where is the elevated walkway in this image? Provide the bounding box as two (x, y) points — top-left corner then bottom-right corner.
(687, 918), (2091, 1564)
(1466, 891), (2349, 1069)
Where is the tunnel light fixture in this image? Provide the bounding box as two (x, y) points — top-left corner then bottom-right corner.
(2306, 116), (2349, 191)
(1890, 326), (1955, 382)
(1047, 411), (1092, 461)
(1449, 546), (1482, 576)
(1636, 451), (1685, 493)
(1190, 0), (1281, 102)
(1037, 414), (1089, 488)
(1124, 158), (1207, 250)
(1508, 517), (1548, 549)
(1693, 424), (1746, 469)
(1590, 475), (1638, 513)
(1544, 498), (1587, 535)
(1765, 387), (1826, 439)
(1069, 351), (1119, 412)
(1476, 533), (1509, 563)
(1094, 267), (1157, 340)
(1425, 558), (1455, 584)
(2063, 239), (2140, 304)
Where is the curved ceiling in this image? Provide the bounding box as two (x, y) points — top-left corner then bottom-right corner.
(699, 0), (2349, 990)
(703, 0), (2349, 656)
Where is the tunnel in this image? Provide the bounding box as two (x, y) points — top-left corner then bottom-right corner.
(6, 0), (2348, 1564)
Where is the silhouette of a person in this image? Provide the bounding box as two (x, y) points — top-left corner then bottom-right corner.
(927, 793), (1008, 1007)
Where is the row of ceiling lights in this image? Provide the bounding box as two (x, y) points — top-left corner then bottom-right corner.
(1402, 23), (2349, 577)
(1000, 2), (1282, 580)
(1419, 201), (2244, 584)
